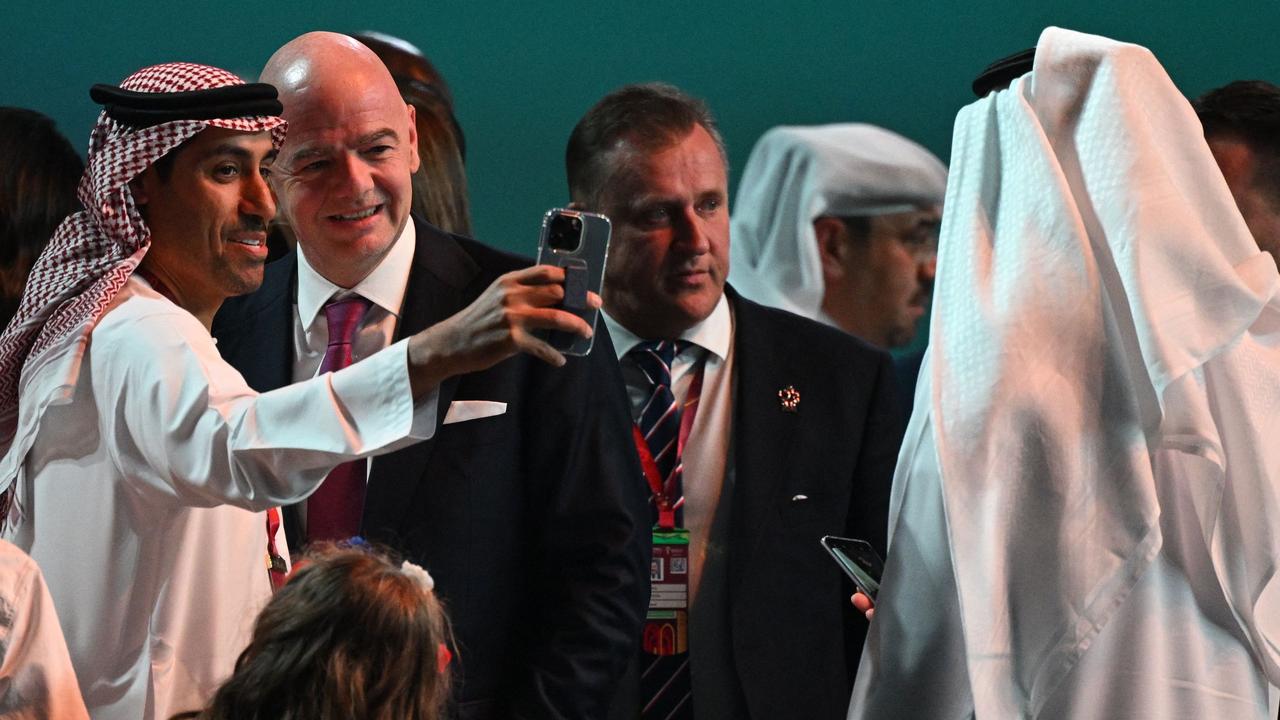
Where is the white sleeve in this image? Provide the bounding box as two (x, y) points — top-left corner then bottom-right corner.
(95, 310), (435, 510)
(0, 543), (89, 720)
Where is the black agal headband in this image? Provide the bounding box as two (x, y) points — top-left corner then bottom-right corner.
(89, 82), (283, 128)
(972, 48), (1036, 98)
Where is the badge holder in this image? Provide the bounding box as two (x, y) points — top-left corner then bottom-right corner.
(644, 527), (690, 655)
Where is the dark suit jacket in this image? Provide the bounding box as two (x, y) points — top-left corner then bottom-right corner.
(611, 287), (901, 720)
(724, 288), (900, 718)
(212, 219), (651, 720)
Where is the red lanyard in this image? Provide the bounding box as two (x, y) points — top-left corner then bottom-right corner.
(632, 355), (705, 530)
(266, 508), (288, 591)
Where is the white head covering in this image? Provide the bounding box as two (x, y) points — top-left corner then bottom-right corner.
(728, 124), (946, 320)
(849, 26), (1280, 719)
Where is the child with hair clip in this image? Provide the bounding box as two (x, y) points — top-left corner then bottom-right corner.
(174, 542), (451, 720)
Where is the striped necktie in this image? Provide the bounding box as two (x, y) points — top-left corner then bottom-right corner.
(630, 339), (689, 528)
(630, 339), (694, 719)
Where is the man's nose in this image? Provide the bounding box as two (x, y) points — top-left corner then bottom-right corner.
(335, 152), (376, 197)
(919, 254), (938, 284)
(241, 170), (276, 221)
(675, 205), (710, 255)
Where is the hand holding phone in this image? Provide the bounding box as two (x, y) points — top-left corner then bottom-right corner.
(820, 535), (884, 601)
(536, 209), (611, 356)
(850, 590), (875, 620)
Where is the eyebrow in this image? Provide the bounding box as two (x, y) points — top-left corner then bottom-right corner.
(356, 128), (399, 146)
(285, 145), (328, 164)
(284, 128), (400, 164)
(199, 143), (257, 161)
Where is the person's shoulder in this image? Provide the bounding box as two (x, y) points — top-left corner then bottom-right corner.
(409, 218), (530, 289)
(728, 286), (887, 365)
(0, 539), (37, 590)
(98, 280), (198, 331)
(452, 234), (533, 275)
(94, 280), (209, 359)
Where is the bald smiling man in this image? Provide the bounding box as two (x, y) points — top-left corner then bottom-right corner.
(213, 32), (650, 720)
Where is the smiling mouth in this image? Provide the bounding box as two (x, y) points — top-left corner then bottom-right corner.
(229, 235), (266, 247)
(329, 206), (382, 222)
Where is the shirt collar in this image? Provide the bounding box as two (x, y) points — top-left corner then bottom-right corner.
(603, 291), (732, 362)
(296, 216), (416, 330)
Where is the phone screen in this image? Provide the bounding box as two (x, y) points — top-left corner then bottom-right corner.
(820, 536), (884, 600)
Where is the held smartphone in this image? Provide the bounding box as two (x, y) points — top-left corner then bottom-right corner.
(819, 535), (885, 601)
(536, 208), (611, 356)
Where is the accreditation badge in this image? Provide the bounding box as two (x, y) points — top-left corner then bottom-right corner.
(643, 527), (689, 655)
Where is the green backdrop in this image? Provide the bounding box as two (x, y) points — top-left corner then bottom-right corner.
(4, 1), (1278, 254)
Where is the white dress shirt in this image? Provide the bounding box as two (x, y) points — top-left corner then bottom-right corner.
(603, 293), (734, 602)
(292, 216), (417, 382)
(3, 276), (435, 720)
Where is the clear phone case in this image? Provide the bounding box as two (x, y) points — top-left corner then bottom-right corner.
(536, 208), (611, 356)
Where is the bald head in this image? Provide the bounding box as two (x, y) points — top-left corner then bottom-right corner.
(262, 31), (420, 288)
(262, 31), (396, 103)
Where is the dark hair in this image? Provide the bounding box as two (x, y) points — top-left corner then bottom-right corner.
(1194, 80), (1280, 204)
(0, 108), (83, 325)
(179, 545), (450, 720)
(565, 82), (726, 209)
(355, 32), (473, 236)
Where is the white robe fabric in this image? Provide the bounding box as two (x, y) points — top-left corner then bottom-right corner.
(0, 539), (88, 719)
(729, 123), (946, 321)
(1, 277), (435, 720)
(849, 26), (1280, 719)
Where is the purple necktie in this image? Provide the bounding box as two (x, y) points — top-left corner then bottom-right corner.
(306, 295), (373, 543)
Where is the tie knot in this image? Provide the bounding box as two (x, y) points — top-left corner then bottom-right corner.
(323, 295), (372, 346)
(628, 340), (685, 388)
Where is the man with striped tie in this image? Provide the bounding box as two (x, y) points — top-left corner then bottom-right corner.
(566, 83), (904, 720)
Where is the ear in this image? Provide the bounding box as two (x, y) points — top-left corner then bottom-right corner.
(405, 103), (422, 174)
(813, 216), (848, 282)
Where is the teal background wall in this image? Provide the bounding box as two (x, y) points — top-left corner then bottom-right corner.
(3, 2), (1279, 254)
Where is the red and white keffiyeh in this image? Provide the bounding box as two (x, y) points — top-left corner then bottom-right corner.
(0, 62), (285, 460)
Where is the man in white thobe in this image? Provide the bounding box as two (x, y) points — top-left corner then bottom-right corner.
(0, 62), (593, 720)
(849, 27), (1280, 719)
(729, 123), (946, 350)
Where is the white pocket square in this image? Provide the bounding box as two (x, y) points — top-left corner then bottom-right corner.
(443, 400), (507, 425)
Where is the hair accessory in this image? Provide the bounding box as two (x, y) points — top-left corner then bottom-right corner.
(401, 559), (435, 591)
(344, 535), (372, 550)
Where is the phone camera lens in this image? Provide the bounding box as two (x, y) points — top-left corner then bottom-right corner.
(548, 214), (583, 252)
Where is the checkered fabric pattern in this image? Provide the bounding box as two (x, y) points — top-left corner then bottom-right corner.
(0, 62), (286, 454)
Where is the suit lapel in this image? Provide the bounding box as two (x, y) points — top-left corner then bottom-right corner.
(362, 219), (481, 540)
(726, 289), (801, 594)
